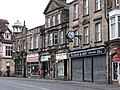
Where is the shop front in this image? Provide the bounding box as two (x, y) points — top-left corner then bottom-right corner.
(70, 46), (106, 83)
(27, 53), (39, 78)
(112, 48), (120, 84)
(56, 53), (67, 80)
(41, 55), (50, 78)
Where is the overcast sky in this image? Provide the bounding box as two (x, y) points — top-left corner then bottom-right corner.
(0, 0), (73, 30)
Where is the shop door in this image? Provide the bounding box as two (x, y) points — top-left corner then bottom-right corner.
(112, 62), (120, 84)
(72, 58), (83, 81)
(84, 57), (92, 81)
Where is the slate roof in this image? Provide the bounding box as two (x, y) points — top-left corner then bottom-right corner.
(0, 19), (13, 44)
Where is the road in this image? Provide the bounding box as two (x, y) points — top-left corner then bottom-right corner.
(0, 77), (120, 90)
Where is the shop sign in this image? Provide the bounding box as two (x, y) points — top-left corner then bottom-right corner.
(56, 53), (67, 60)
(41, 55), (50, 62)
(70, 47), (105, 58)
(27, 53), (39, 62)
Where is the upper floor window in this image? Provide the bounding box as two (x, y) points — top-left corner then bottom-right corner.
(49, 33), (53, 46)
(74, 30), (79, 46)
(95, 0), (101, 11)
(35, 34), (38, 48)
(6, 46), (12, 56)
(95, 23), (101, 42)
(30, 36), (33, 49)
(110, 17), (116, 39)
(45, 35), (48, 48)
(57, 14), (61, 24)
(83, 0), (89, 15)
(52, 16), (55, 26)
(74, 3), (78, 20)
(60, 31), (64, 44)
(17, 40), (20, 51)
(54, 33), (58, 45)
(4, 31), (11, 40)
(84, 26), (89, 44)
(116, 0), (119, 6)
(47, 17), (50, 28)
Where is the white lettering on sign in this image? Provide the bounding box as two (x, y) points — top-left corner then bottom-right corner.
(56, 53), (67, 60)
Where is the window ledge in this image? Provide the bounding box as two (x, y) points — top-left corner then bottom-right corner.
(94, 9), (102, 13)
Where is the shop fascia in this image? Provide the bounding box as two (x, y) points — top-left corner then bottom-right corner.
(27, 53), (39, 62)
(56, 53), (68, 61)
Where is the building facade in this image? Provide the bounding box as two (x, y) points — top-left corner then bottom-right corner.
(0, 19), (14, 77)
(27, 25), (44, 78)
(107, 0), (120, 84)
(43, 0), (69, 80)
(68, 0), (108, 83)
(12, 21), (27, 77)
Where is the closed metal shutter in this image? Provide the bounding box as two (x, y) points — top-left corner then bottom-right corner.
(72, 58), (83, 81)
(93, 55), (106, 82)
(84, 57), (92, 81)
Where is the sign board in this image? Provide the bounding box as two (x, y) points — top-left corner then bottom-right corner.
(56, 53), (67, 60)
(70, 47), (105, 58)
(27, 53), (39, 62)
(41, 55), (50, 62)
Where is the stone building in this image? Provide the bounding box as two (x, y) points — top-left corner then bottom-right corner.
(43, 0), (69, 80)
(107, 0), (120, 84)
(12, 21), (27, 77)
(0, 19), (14, 76)
(26, 25), (44, 78)
(68, 0), (108, 83)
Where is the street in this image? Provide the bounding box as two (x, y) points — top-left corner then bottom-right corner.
(0, 77), (120, 90)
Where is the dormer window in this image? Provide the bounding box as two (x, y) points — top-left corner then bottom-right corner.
(4, 30), (11, 40)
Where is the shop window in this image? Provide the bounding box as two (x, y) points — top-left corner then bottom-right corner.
(113, 62), (118, 80)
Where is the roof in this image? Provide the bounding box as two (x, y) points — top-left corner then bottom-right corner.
(43, 0), (67, 14)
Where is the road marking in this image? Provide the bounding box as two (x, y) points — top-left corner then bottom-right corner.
(3, 81), (50, 90)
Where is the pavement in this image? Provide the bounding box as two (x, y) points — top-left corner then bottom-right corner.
(2, 77), (120, 90)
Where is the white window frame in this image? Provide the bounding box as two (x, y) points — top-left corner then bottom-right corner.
(74, 30), (79, 46)
(45, 35), (48, 47)
(110, 16), (116, 40)
(57, 14), (61, 24)
(17, 40), (20, 51)
(60, 31), (64, 44)
(84, 26), (89, 44)
(49, 33), (53, 46)
(116, 0), (119, 6)
(54, 33), (57, 45)
(30, 36), (33, 49)
(35, 34), (38, 48)
(5, 46), (12, 56)
(84, 0), (88, 15)
(96, 0), (101, 11)
(95, 23), (101, 41)
(74, 3), (78, 19)
(52, 16), (55, 26)
(48, 17), (50, 28)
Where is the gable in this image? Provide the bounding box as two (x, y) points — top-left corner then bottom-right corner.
(44, 0), (63, 14)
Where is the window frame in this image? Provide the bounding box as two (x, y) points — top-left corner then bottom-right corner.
(5, 46), (12, 56)
(54, 32), (58, 45)
(45, 35), (48, 48)
(83, 0), (89, 15)
(95, 22), (101, 42)
(59, 30), (64, 44)
(49, 33), (53, 46)
(74, 30), (79, 46)
(95, 0), (101, 11)
(52, 15), (55, 26)
(84, 26), (89, 44)
(47, 17), (50, 28)
(74, 3), (78, 20)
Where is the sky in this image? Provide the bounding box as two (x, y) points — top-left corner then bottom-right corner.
(0, 0), (73, 30)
